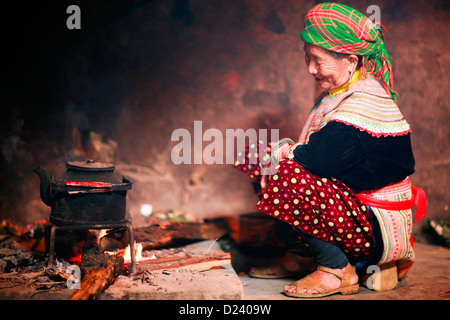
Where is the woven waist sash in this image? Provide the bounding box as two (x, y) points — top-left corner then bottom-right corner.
(357, 185), (427, 221)
(357, 179), (426, 277)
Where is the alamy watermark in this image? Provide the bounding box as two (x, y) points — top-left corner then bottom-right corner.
(171, 121), (279, 175)
(367, 5), (382, 29)
(66, 264), (81, 289)
(64, 4), (380, 33)
(66, 5), (81, 30)
(365, 265), (382, 290)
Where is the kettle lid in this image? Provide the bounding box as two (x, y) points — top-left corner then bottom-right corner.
(66, 160), (115, 172)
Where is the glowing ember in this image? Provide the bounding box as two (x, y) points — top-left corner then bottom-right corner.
(68, 253), (82, 265)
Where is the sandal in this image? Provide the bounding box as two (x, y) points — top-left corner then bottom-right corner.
(283, 265), (359, 298)
(249, 252), (315, 279)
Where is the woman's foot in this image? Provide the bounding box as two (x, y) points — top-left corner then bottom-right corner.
(284, 263), (359, 297)
(249, 252), (316, 279)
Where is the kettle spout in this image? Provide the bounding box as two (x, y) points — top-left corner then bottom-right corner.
(33, 167), (53, 206)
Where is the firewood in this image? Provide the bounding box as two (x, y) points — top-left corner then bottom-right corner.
(178, 259), (231, 272)
(138, 251), (231, 271)
(133, 219), (229, 249)
(70, 250), (123, 300)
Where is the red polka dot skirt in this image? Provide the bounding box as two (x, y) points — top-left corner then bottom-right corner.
(234, 143), (373, 260)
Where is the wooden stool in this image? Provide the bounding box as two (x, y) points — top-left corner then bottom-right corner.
(359, 261), (398, 291)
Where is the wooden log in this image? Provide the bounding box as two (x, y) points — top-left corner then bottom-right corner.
(132, 218), (229, 249)
(70, 249), (124, 300)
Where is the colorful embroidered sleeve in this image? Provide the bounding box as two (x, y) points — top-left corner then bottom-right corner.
(331, 91), (411, 137)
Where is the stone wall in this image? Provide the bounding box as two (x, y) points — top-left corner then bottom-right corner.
(2, 0), (449, 226)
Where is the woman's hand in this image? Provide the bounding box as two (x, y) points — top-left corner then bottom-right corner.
(260, 175), (269, 190)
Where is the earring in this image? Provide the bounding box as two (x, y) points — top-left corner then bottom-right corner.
(347, 69), (354, 90)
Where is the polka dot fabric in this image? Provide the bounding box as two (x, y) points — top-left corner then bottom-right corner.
(233, 141), (271, 183)
(234, 146), (373, 260)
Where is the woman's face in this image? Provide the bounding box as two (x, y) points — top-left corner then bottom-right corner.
(304, 43), (354, 91)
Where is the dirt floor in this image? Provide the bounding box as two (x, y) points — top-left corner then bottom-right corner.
(0, 239), (448, 301)
(239, 241), (450, 300)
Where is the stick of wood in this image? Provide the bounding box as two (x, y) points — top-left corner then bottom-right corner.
(70, 254), (123, 300)
(138, 252), (231, 271)
(177, 259), (232, 272)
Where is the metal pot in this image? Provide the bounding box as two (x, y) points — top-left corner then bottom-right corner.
(34, 160), (132, 226)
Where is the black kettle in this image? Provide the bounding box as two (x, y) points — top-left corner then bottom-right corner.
(34, 160), (132, 226)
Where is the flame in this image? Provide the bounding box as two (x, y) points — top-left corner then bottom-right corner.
(105, 242), (151, 265)
(123, 242), (143, 264)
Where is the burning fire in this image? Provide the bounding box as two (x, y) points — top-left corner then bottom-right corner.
(123, 242), (143, 264)
(105, 242), (149, 264)
(98, 230), (146, 264)
(66, 230), (149, 267)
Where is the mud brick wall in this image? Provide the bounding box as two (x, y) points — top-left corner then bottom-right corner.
(2, 0), (449, 226)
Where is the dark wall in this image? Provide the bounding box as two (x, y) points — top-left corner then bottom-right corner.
(2, 0), (449, 226)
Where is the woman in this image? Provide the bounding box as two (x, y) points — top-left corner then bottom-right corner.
(234, 3), (425, 298)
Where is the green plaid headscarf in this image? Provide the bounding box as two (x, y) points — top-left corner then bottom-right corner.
(300, 2), (398, 101)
